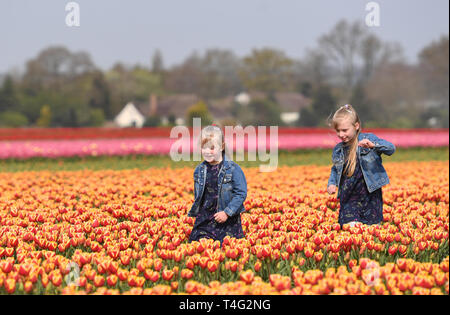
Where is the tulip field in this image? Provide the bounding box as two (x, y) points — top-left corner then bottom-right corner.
(0, 128), (449, 295)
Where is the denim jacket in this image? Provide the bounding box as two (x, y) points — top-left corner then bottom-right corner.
(327, 132), (396, 196)
(188, 152), (247, 218)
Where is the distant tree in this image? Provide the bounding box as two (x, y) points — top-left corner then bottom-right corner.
(199, 49), (243, 99)
(88, 71), (112, 119)
(186, 101), (213, 126)
(165, 49), (242, 100)
(239, 48), (294, 93)
(106, 64), (162, 117)
(0, 111), (29, 127)
(349, 83), (377, 125)
(246, 98), (283, 126)
(36, 105), (52, 127)
(164, 52), (204, 95)
(359, 34), (403, 84)
(233, 102), (254, 126)
(89, 108), (105, 127)
(298, 85), (337, 127)
(365, 62), (425, 127)
(310, 85), (337, 125)
(68, 108), (78, 127)
(419, 36), (449, 107)
(151, 49), (165, 73)
(417, 36), (449, 128)
(299, 81), (313, 98)
(168, 113), (176, 126)
(144, 115), (161, 127)
(0, 75), (18, 112)
(298, 49), (330, 91)
(317, 20), (404, 99)
(298, 106), (319, 127)
(22, 46), (96, 91)
(318, 20), (366, 96)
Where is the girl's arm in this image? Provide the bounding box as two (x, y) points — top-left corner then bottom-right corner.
(223, 166), (247, 217)
(328, 145), (340, 188)
(193, 168), (198, 198)
(367, 133), (396, 156)
(188, 168), (199, 217)
(328, 164), (338, 188)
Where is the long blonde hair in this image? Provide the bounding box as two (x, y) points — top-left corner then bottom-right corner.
(328, 104), (361, 177)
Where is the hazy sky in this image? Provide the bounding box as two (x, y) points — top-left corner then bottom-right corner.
(0, 0), (448, 74)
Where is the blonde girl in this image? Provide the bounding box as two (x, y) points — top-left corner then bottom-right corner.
(327, 104), (396, 227)
(187, 125), (246, 243)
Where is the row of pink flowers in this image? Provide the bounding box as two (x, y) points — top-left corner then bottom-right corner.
(0, 130), (448, 159)
(1, 127), (448, 141)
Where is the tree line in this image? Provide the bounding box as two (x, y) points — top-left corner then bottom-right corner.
(0, 20), (448, 128)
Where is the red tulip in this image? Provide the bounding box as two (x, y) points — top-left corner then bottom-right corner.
(162, 269), (174, 281)
(388, 245), (398, 255)
(181, 269), (194, 280)
(199, 257), (209, 269)
(24, 281), (34, 294)
(304, 247), (314, 258)
(120, 255), (131, 266)
(254, 260), (262, 272)
(51, 273), (63, 287)
(269, 274), (291, 291)
(226, 248), (239, 259)
(117, 269), (129, 282)
(108, 247), (120, 260)
(149, 271), (160, 282)
(173, 251), (183, 262)
(314, 251), (323, 262)
(207, 261), (219, 273)
(4, 278), (16, 294)
(434, 273), (447, 286)
(107, 274), (118, 287)
(18, 264), (32, 277)
(0, 260), (13, 273)
(239, 270), (254, 284)
(94, 275), (105, 287)
(5, 248), (14, 257)
(108, 261), (119, 274)
(154, 259), (163, 271)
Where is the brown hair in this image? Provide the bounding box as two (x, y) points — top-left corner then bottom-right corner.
(328, 104), (361, 177)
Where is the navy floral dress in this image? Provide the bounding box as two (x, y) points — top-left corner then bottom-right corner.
(338, 146), (383, 226)
(188, 160), (245, 243)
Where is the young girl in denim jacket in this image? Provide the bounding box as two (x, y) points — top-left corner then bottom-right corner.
(327, 104), (396, 227)
(187, 125), (246, 243)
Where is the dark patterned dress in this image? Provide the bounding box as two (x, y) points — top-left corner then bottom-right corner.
(189, 160), (245, 243)
(338, 146), (383, 226)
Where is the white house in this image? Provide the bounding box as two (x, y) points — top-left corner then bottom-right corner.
(114, 102), (146, 128)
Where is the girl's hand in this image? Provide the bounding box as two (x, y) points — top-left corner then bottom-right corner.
(358, 139), (375, 149)
(327, 185), (337, 195)
(214, 211), (228, 223)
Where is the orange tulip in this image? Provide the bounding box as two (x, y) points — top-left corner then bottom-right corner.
(207, 261), (219, 273)
(181, 269), (194, 280)
(4, 278), (16, 294)
(239, 270), (254, 284)
(107, 274), (118, 287)
(162, 269), (174, 281)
